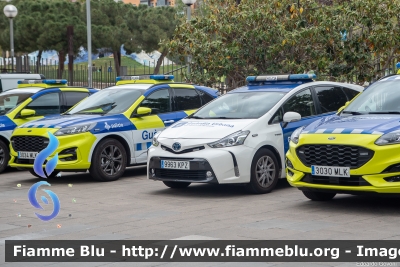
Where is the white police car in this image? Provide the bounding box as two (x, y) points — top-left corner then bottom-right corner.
(148, 74), (363, 193)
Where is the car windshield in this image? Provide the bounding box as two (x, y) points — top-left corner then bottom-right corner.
(192, 91), (286, 119)
(67, 85), (150, 115)
(343, 80), (400, 114)
(0, 92), (33, 115)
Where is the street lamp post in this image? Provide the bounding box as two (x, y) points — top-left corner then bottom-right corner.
(86, 0), (92, 88)
(181, 0), (196, 80)
(3, 4), (17, 72)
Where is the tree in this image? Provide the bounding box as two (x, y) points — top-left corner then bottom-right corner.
(39, 0), (86, 78)
(126, 6), (178, 74)
(89, 0), (133, 76)
(167, 0), (400, 88)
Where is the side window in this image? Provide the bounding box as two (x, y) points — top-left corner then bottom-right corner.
(173, 89), (202, 111)
(139, 89), (170, 114)
(25, 93), (60, 116)
(196, 89), (214, 105)
(315, 86), (347, 113)
(342, 87), (360, 100)
(270, 108), (284, 124)
(283, 89), (315, 117)
(62, 92), (89, 112)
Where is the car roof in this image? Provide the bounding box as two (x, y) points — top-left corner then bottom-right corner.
(229, 80), (364, 94)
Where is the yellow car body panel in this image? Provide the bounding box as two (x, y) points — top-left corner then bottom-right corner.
(287, 133), (400, 194)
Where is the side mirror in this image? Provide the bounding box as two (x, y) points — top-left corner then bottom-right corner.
(282, 112), (301, 128)
(337, 101), (350, 114)
(135, 107), (152, 117)
(20, 109), (36, 118)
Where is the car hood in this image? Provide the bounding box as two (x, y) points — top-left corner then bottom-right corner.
(160, 118), (256, 139)
(303, 114), (400, 135)
(18, 114), (134, 133)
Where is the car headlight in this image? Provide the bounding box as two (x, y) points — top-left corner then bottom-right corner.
(290, 126), (305, 144)
(152, 131), (162, 147)
(208, 130), (250, 148)
(54, 123), (95, 136)
(375, 130), (400, 145)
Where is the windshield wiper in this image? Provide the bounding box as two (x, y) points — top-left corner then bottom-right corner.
(367, 111), (400, 114)
(342, 111), (365, 115)
(188, 115), (205, 119)
(206, 116), (242, 119)
(75, 102), (116, 114)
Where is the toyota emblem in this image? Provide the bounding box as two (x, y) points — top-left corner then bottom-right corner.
(172, 142), (181, 151)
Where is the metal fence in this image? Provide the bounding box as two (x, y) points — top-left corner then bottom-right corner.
(0, 56), (187, 89)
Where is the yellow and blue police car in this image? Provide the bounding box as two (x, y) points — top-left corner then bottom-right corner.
(9, 75), (219, 181)
(0, 79), (97, 173)
(287, 74), (400, 200)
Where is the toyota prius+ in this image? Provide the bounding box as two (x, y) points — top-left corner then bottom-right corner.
(287, 74), (400, 201)
(148, 74), (363, 193)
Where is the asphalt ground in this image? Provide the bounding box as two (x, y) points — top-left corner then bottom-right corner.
(1, 166), (400, 267)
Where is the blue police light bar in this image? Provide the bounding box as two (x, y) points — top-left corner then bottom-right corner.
(116, 75), (174, 82)
(18, 79), (68, 85)
(246, 74), (316, 82)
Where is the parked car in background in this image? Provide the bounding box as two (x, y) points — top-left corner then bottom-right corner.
(0, 73), (45, 92)
(0, 79), (98, 173)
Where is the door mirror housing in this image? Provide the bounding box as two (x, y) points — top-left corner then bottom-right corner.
(20, 109), (36, 118)
(282, 112), (301, 128)
(134, 107), (152, 117)
(337, 101), (350, 113)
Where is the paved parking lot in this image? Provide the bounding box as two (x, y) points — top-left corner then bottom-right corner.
(1, 166), (400, 267)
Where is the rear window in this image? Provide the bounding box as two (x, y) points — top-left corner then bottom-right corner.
(196, 89), (214, 105)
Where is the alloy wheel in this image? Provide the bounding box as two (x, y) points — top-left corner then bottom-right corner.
(255, 156), (276, 188)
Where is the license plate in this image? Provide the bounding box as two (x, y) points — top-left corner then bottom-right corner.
(161, 160), (190, 170)
(18, 151), (38, 159)
(311, 165), (350, 177)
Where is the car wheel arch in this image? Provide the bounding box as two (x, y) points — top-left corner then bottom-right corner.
(90, 134), (132, 165)
(255, 145), (283, 176)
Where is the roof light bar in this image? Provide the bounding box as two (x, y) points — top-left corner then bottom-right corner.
(246, 74), (316, 82)
(18, 79), (68, 85)
(116, 75), (174, 82)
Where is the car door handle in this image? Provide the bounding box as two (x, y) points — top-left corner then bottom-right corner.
(163, 120), (175, 124)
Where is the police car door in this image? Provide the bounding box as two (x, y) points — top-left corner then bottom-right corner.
(279, 88), (321, 152)
(130, 87), (175, 163)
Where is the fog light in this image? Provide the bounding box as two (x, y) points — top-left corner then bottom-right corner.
(287, 170), (294, 177)
(206, 171), (212, 177)
(384, 176), (400, 182)
(151, 169), (155, 177)
(286, 158), (294, 169)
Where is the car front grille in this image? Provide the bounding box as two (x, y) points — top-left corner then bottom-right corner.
(301, 174), (371, 186)
(155, 169), (207, 180)
(11, 136), (49, 152)
(296, 145), (374, 169)
(161, 145), (205, 154)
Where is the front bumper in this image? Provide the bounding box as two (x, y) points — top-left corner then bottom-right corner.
(147, 142), (254, 184)
(9, 128), (96, 171)
(286, 133), (400, 194)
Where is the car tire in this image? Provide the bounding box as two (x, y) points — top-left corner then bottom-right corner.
(29, 169), (60, 179)
(302, 190), (336, 201)
(163, 181), (191, 188)
(0, 140), (10, 174)
(247, 148), (279, 194)
(90, 138), (127, 182)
